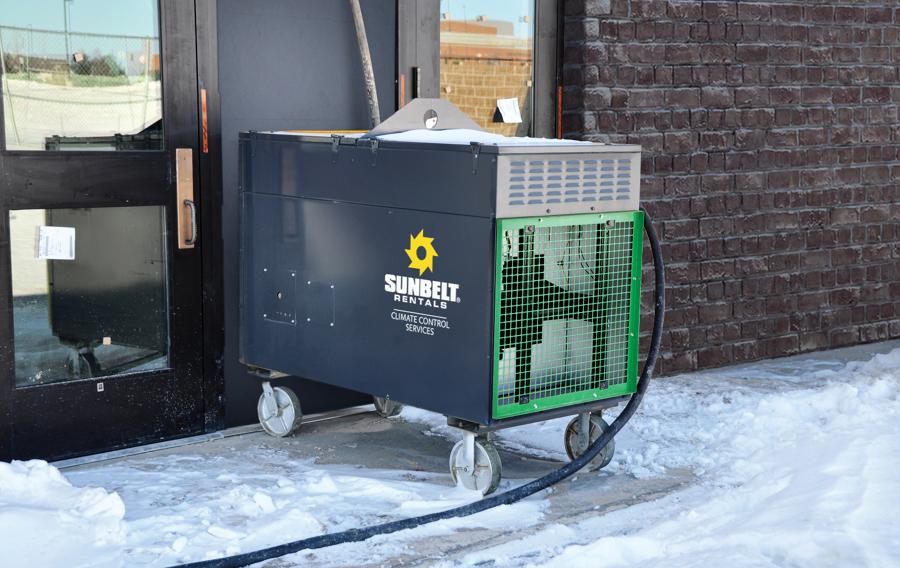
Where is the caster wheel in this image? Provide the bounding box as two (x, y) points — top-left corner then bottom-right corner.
(257, 385), (303, 437)
(373, 396), (403, 418)
(449, 437), (502, 495)
(564, 414), (615, 471)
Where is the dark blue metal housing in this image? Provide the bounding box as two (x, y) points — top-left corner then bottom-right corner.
(240, 132), (498, 424)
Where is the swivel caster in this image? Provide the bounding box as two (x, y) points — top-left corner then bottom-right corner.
(373, 395), (403, 418)
(257, 381), (303, 437)
(449, 432), (502, 495)
(564, 412), (615, 471)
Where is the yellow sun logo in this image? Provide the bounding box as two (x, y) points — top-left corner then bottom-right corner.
(405, 229), (438, 275)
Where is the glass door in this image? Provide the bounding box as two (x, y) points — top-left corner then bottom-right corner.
(439, 0), (536, 135)
(0, 0), (205, 460)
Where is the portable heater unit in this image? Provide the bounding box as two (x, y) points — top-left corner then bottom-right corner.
(239, 100), (643, 494)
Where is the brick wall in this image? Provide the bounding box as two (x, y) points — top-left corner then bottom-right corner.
(562, 0), (900, 374)
(441, 56), (533, 136)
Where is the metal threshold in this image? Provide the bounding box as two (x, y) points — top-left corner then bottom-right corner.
(53, 405), (374, 470)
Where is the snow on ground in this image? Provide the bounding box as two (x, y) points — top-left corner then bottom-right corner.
(420, 347), (900, 567)
(5, 449), (543, 567)
(1, 344), (899, 567)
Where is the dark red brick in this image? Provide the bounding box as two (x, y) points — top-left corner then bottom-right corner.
(561, 0), (900, 372)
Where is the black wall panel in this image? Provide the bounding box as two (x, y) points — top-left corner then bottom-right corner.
(218, 0), (397, 425)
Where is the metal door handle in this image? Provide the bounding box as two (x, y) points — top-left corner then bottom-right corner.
(183, 198), (197, 246)
(176, 148), (196, 249)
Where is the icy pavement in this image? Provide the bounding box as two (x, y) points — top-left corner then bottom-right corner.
(1, 340), (899, 568)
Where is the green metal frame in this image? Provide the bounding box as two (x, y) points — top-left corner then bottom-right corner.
(491, 211), (644, 420)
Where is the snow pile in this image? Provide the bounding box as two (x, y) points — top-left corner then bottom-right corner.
(376, 128), (594, 147)
(611, 347), (900, 484)
(540, 350), (900, 568)
(0, 460), (125, 567)
(423, 347), (900, 567)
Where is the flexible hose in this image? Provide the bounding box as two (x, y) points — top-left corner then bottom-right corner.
(176, 209), (665, 568)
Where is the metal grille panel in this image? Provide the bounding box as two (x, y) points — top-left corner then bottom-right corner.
(492, 211), (643, 419)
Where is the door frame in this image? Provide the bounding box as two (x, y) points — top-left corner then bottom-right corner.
(398, 0), (560, 137)
(0, 0), (222, 460)
(195, 0), (226, 433)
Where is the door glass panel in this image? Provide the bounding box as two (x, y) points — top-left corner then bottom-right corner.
(439, 0), (535, 136)
(0, 0), (162, 151)
(9, 207), (169, 386)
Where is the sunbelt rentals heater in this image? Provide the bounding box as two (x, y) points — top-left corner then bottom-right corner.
(239, 100), (644, 495)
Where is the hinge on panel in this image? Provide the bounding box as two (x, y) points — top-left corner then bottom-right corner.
(470, 142), (482, 174)
(331, 134), (341, 163)
(369, 138), (379, 167)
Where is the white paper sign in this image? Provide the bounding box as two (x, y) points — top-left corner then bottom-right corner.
(496, 97), (523, 124)
(37, 226), (76, 260)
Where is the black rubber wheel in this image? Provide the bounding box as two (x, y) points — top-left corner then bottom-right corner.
(564, 414), (615, 471)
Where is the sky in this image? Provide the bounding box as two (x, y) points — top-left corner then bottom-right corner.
(0, 0), (160, 62)
(0, 0), (158, 38)
(440, 0), (534, 38)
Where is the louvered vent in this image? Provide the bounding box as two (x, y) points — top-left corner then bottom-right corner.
(496, 151), (640, 218)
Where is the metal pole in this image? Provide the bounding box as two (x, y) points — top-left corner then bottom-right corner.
(27, 25), (32, 75)
(0, 27), (22, 144)
(63, 0), (71, 77)
(348, 0), (380, 127)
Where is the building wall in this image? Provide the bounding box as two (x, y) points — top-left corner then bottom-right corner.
(562, 0), (900, 373)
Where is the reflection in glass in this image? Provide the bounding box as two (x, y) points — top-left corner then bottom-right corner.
(439, 0), (535, 136)
(0, 0), (162, 151)
(10, 207), (169, 386)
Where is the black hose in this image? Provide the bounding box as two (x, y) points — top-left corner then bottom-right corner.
(175, 209), (665, 568)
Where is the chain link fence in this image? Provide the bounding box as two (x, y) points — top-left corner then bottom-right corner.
(0, 25), (162, 150)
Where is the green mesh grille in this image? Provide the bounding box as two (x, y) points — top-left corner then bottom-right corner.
(492, 211), (643, 419)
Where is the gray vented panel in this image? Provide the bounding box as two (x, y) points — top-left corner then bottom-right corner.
(496, 150), (641, 218)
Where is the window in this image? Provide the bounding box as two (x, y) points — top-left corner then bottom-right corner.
(9, 207), (169, 386)
(0, 0), (163, 151)
(439, 0), (536, 136)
